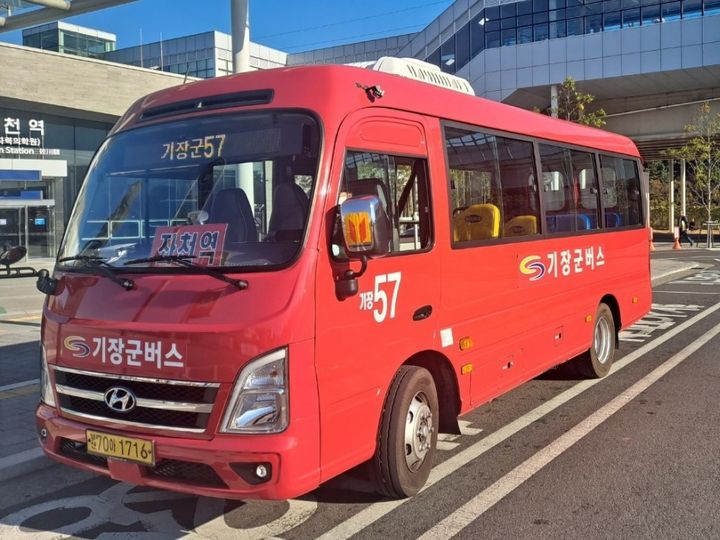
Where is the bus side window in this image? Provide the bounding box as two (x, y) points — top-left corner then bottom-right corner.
(539, 144), (600, 233)
(571, 150), (600, 230)
(331, 151), (432, 258)
(600, 155), (642, 227)
(444, 125), (540, 243)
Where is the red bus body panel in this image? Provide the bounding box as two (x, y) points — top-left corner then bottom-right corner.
(37, 65), (650, 499)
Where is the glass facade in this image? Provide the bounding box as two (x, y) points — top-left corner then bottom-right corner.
(429, 0), (720, 73)
(0, 107), (113, 258)
(23, 24), (116, 59)
(104, 32), (287, 79)
(105, 33), (221, 79)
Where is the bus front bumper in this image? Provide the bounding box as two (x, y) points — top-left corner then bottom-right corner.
(36, 403), (320, 500)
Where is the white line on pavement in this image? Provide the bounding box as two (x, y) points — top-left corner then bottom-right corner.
(0, 448), (44, 474)
(318, 301), (720, 540)
(419, 311), (720, 539)
(654, 290), (720, 295)
(0, 379), (40, 392)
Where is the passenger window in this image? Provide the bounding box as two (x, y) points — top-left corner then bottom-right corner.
(539, 144), (600, 233)
(333, 151), (432, 257)
(600, 155), (642, 227)
(444, 126), (540, 243)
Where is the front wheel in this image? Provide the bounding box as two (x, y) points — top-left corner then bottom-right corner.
(575, 303), (616, 378)
(373, 366), (439, 498)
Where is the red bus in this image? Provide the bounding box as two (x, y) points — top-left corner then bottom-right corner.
(36, 59), (651, 500)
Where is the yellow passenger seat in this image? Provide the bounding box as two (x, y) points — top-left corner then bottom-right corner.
(453, 204), (500, 242)
(504, 215), (538, 237)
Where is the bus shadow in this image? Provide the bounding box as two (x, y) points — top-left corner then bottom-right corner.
(535, 360), (583, 381)
(313, 462), (388, 504)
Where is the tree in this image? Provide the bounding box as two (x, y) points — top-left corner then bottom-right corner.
(665, 102), (720, 224)
(646, 160), (670, 229)
(536, 77), (607, 127)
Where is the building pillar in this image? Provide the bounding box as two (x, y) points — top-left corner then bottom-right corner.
(668, 159), (675, 232)
(680, 158), (687, 218)
(231, 0), (251, 74)
(230, 0), (254, 210)
(550, 85), (558, 118)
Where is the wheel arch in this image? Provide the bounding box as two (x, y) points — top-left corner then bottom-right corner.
(403, 350), (461, 435)
(599, 294), (621, 347)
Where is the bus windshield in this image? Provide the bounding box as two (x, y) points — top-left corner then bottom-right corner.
(58, 111), (320, 270)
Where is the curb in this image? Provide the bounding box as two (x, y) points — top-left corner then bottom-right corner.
(0, 448), (55, 483)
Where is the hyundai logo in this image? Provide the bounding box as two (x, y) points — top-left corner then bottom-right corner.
(104, 387), (137, 413)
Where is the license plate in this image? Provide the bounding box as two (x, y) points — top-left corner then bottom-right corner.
(86, 430), (155, 466)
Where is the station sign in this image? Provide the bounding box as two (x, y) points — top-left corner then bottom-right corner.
(0, 115), (61, 158)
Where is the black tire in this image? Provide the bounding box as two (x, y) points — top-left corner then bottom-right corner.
(373, 366), (439, 498)
(575, 303), (616, 378)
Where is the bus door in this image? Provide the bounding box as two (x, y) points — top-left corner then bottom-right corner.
(314, 110), (441, 479)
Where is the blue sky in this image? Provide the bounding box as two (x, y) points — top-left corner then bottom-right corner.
(1, 0), (454, 52)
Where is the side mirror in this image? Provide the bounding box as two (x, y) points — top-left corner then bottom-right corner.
(36, 269), (59, 296)
(335, 195), (391, 301)
(339, 195), (391, 259)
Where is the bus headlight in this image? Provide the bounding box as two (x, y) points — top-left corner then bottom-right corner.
(40, 347), (56, 407)
(220, 348), (288, 433)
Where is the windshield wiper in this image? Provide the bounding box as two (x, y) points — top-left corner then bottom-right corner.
(57, 255), (135, 291)
(124, 255), (248, 290)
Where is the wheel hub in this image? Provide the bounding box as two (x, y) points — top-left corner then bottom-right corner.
(404, 392), (434, 471)
(595, 316), (612, 364)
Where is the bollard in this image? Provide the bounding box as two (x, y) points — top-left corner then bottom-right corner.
(672, 226), (682, 250)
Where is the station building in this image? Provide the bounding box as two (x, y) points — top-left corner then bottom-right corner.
(103, 31), (287, 78)
(0, 42), (190, 258)
(1, 0), (719, 258)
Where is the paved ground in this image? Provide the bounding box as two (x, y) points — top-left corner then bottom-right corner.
(1, 247), (719, 538)
(0, 243), (702, 474)
(0, 242), (713, 538)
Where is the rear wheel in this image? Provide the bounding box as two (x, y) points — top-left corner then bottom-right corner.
(575, 303), (616, 378)
(373, 366), (438, 498)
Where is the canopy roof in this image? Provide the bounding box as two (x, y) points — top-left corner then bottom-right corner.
(0, 0), (135, 32)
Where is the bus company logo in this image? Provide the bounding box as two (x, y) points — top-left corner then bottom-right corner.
(520, 255), (546, 281)
(64, 336), (91, 358)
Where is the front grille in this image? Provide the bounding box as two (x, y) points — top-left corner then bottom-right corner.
(59, 438), (108, 469)
(54, 366), (220, 433)
(59, 396), (208, 429)
(57, 371), (216, 403)
(149, 459), (227, 488)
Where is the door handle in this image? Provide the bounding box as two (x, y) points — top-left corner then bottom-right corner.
(413, 305), (433, 321)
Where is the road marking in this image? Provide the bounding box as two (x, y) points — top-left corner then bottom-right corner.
(0, 385), (38, 401)
(0, 448), (44, 475)
(438, 421), (483, 451)
(420, 315), (720, 539)
(0, 475), (316, 538)
(0, 314), (42, 322)
(0, 379), (40, 392)
(655, 290), (720, 295)
(458, 419), (483, 436)
(619, 303), (703, 343)
(318, 300), (720, 540)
